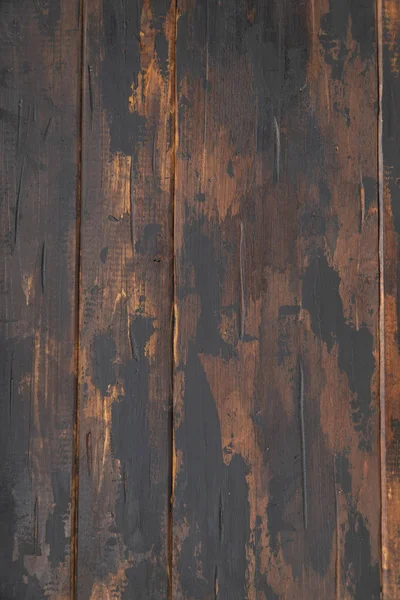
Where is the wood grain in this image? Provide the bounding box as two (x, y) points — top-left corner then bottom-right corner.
(1, 1), (399, 598)
(381, 0), (400, 597)
(172, 1), (380, 598)
(0, 1), (81, 597)
(76, 1), (175, 598)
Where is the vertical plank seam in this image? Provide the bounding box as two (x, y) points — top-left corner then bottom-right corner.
(376, 0), (387, 594)
(70, 1), (86, 597)
(169, 1), (179, 598)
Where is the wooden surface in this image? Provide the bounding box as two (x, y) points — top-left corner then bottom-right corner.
(0, 1), (397, 598)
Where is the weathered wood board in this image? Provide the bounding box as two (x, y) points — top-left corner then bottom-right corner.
(172, 0), (380, 598)
(0, 1), (81, 597)
(1, 0), (400, 598)
(76, 1), (175, 598)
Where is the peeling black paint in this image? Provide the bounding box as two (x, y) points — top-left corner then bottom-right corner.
(113, 315), (167, 598)
(92, 332), (117, 396)
(175, 342), (250, 598)
(45, 471), (69, 568)
(155, 30), (169, 80)
(180, 212), (232, 359)
(335, 452), (380, 599)
(320, 0), (375, 80)
(302, 253), (374, 450)
(101, 0), (145, 156)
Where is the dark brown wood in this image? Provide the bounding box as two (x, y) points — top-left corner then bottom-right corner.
(2, 1), (399, 598)
(0, 1), (81, 597)
(76, 1), (175, 597)
(172, 0), (380, 598)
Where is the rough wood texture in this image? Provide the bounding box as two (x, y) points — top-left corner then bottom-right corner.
(76, 1), (175, 598)
(381, 0), (400, 597)
(0, 1), (80, 597)
(172, 1), (380, 598)
(2, 0), (400, 598)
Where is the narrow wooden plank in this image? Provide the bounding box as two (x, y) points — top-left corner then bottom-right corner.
(77, 1), (175, 597)
(381, 1), (400, 596)
(0, 1), (81, 597)
(173, 1), (380, 598)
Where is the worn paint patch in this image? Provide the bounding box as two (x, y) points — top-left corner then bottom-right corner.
(302, 253), (374, 450)
(319, 0), (375, 80)
(335, 452), (380, 599)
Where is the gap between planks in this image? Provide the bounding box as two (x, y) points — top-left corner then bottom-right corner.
(70, 0), (86, 597)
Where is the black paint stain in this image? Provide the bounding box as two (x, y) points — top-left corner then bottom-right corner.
(45, 472), (69, 568)
(136, 223), (161, 256)
(302, 253), (374, 451)
(175, 343), (250, 598)
(179, 212), (231, 359)
(319, 0), (375, 81)
(101, 0), (146, 156)
(92, 332), (117, 396)
(334, 451), (380, 599)
(89, 316), (167, 598)
(112, 315), (167, 598)
(155, 30), (168, 80)
(100, 247), (108, 264)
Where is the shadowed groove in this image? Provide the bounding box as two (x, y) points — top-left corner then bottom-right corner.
(70, 0), (86, 597)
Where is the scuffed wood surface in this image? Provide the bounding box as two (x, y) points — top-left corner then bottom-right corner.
(0, 0), (81, 597)
(172, 0), (380, 598)
(0, 0), (399, 598)
(76, 1), (175, 598)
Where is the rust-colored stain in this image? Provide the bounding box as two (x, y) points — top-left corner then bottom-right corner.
(0, 0), (399, 598)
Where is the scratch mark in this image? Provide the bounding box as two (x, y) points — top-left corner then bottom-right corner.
(17, 98), (22, 151)
(129, 320), (139, 361)
(33, 497), (39, 555)
(240, 221), (246, 339)
(32, 101), (36, 123)
(218, 490), (223, 543)
(43, 117), (52, 141)
(14, 154), (26, 245)
(333, 456), (340, 600)
(129, 157), (135, 255)
(214, 565), (218, 599)
(359, 168), (365, 233)
(41, 241), (46, 294)
(122, 463), (127, 503)
(9, 357), (13, 421)
(273, 116), (280, 182)
(86, 431), (92, 476)
(88, 65), (93, 129)
(152, 129), (157, 173)
(299, 358), (308, 529)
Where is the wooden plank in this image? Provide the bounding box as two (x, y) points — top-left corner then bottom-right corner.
(381, 0), (400, 596)
(0, 1), (81, 598)
(173, 1), (380, 598)
(76, 1), (175, 597)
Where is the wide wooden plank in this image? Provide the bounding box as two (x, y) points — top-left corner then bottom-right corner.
(0, 1), (81, 597)
(381, 0), (400, 596)
(173, 1), (380, 598)
(76, 1), (175, 597)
